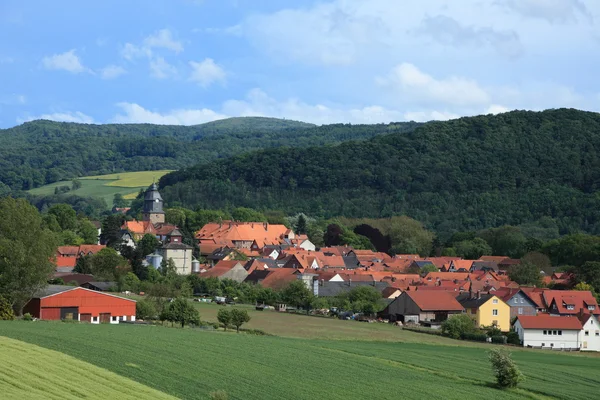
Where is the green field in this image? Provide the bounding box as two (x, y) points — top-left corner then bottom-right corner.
(1, 318), (599, 400)
(28, 170), (172, 206)
(0, 336), (175, 399)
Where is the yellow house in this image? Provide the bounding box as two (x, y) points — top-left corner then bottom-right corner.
(456, 293), (511, 332)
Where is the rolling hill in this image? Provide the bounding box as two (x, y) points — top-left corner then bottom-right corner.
(0, 117), (419, 193)
(158, 108), (600, 237)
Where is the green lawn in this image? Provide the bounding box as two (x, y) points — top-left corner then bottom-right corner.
(1, 321), (598, 400)
(28, 170), (172, 206)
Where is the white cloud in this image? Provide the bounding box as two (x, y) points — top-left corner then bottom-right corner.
(42, 49), (87, 73)
(377, 63), (491, 107)
(113, 102), (227, 125)
(402, 110), (460, 122)
(143, 29), (184, 53)
(121, 43), (152, 60)
(149, 57), (177, 79)
(485, 104), (510, 115)
(189, 58), (226, 87)
(415, 15), (523, 58)
(18, 111), (94, 124)
(500, 0), (592, 23)
(100, 65), (127, 79)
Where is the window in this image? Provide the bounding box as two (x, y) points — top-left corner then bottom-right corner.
(589, 305), (596, 311)
(567, 305), (575, 310)
(558, 330), (562, 335)
(550, 343), (554, 347)
(542, 343), (545, 347)
(553, 330), (557, 335)
(111, 316), (117, 322)
(543, 330), (547, 335)
(518, 307), (523, 315)
(493, 299), (498, 304)
(93, 316), (98, 322)
(492, 309), (498, 316)
(585, 331), (589, 336)
(595, 331), (599, 337)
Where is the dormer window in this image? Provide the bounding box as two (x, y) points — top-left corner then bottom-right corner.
(588, 305), (596, 311)
(566, 304), (575, 310)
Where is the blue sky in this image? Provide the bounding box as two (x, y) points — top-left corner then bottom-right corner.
(1, 0), (599, 128)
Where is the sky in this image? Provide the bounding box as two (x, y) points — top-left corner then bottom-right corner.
(1, 0), (599, 128)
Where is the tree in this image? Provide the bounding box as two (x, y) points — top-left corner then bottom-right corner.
(323, 224), (344, 246)
(231, 207), (266, 222)
(295, 214), (307, 235)
(113, 193), (128, 208)
(441, 314), (476, 339)
(488, 348), (523, 389)
(478, 226), (527, 259)
(78, 219), (99, 244)
(101, 214), (124, 250)
(217, 309), (232, 331)
(0, 197), (58, 315)
(421, 264), (439, 274)
(48, 203), (78, 231)
(120, 272), (141, 292)
(160, 258), (178, 277)
(339, 286), (383, 315)
(229, 308), (251, 332)
(164, 297), (200, 328)
(521, 252), (552, 272)
(570, 261), (600, 294)
(138, 233), (160, 257)
(542, 234), (600, 267)
(72, 179), (82, 190)
(0, 296), (15, 320)
(454, 238), (492, 260)
(136, 299), (157, 320)
(508, 261), (542, 287)
(386, 216), (434, 256)
(281, 280), (314, 312)
(87, 248), (129, 281)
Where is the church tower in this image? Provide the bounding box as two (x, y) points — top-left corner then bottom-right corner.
(142, 183), (165, 224)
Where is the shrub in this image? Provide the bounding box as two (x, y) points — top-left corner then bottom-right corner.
(136, 299), (157, 321)
(209, 390), (228, 400)
(0, 297), (15, 320)
(22, 313), (33, 321)
(489, 348), (524, 389)
(491, 335), (507, 344)
(506, 332), (520, 345)
(461, 332), (488, 342)
(441, 314), (475, 339)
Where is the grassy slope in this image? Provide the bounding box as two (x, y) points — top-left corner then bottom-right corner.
(0, 336), (175, 400)
(28, 170), (172, 205)
(1, 321), (599, 400)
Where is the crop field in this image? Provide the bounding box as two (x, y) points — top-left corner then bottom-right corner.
(1, 321), (599, 400)
(28, 170), (172, 205)
(0, 336), (175, 400)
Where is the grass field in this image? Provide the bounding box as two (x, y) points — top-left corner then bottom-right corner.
(0, 336), (175, 399)
(1, 321), (599, 400)
(28, 170), (172, 206)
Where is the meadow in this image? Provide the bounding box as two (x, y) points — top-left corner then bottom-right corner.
(0, 336), (175, 399)
(28, 170), (172, 205)
(1, 320), (598, 400)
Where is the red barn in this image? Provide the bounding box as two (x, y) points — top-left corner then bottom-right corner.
(24, 285), (136, 324)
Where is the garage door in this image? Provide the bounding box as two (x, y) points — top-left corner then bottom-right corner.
(60, 307), (79, 321)
(80, 313), (92, 323)
(99, 313), (111, 323)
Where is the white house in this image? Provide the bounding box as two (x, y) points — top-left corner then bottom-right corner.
(580, 314), (600, 352)
(514, 315), (583, 350)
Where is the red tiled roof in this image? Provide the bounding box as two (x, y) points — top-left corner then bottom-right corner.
(404, 291), (464, 311)
(55, 257), (77, 268)
(479, 256), (509, 262)
(57, 246), (79, 256)
(517, 315), (583, 330)
(196, 221), (290, 248)
(78, 245), (105, 255)
(543, 290), (600, 315)
(520, 287), (547, 309)
(259, 269), (299, 290)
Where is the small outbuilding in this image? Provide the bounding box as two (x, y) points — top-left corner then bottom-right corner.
(23, 285), (136, 324)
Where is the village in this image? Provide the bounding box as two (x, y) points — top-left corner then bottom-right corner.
(40, 184), (600, 353)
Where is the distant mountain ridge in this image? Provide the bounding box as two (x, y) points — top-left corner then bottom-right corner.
(0, 117), (419, 192)
(158, 108), (600, 237)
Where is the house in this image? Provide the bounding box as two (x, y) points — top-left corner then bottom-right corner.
(494, 287), (538, 318)
(156, 230), (194, 275)
(543, 290), (600, 316)
(54, 244), (106, 273)
(316, 281), (390, 297)
(196, 221), (314, 255)
(520, 287), (548, 313)
(52, 273), (95, 286)
(379, 291), (464, 324)
(407, 260), (437, 272)
(80, 281), (116, 292)
(443, 260), (474, 272)
(282, 253), (321, 270)
(23, 285), (136, 323)
(455, 292), (511, 331)
(200, 261), (249, 283)
(580, 313), (600, 352)
(381, 286), (402, 299)
(513, 315), (583, 350)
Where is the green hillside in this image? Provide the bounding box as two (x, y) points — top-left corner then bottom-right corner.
(1, 321), (598, 399)
(0, 118), (419, 192)
(0, 336), (175, 400)
(159, 108), (600, 237)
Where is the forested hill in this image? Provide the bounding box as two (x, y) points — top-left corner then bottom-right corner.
(0, 117), (419, 192)
(159, 108), (600, 237)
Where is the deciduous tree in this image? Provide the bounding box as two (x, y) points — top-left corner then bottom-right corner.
(229, 308), (251, 332)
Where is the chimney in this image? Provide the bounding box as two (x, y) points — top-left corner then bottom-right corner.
(476, 290), (481, 299)
(264, 222), (268, 230)
(348, 278), (352, 287)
